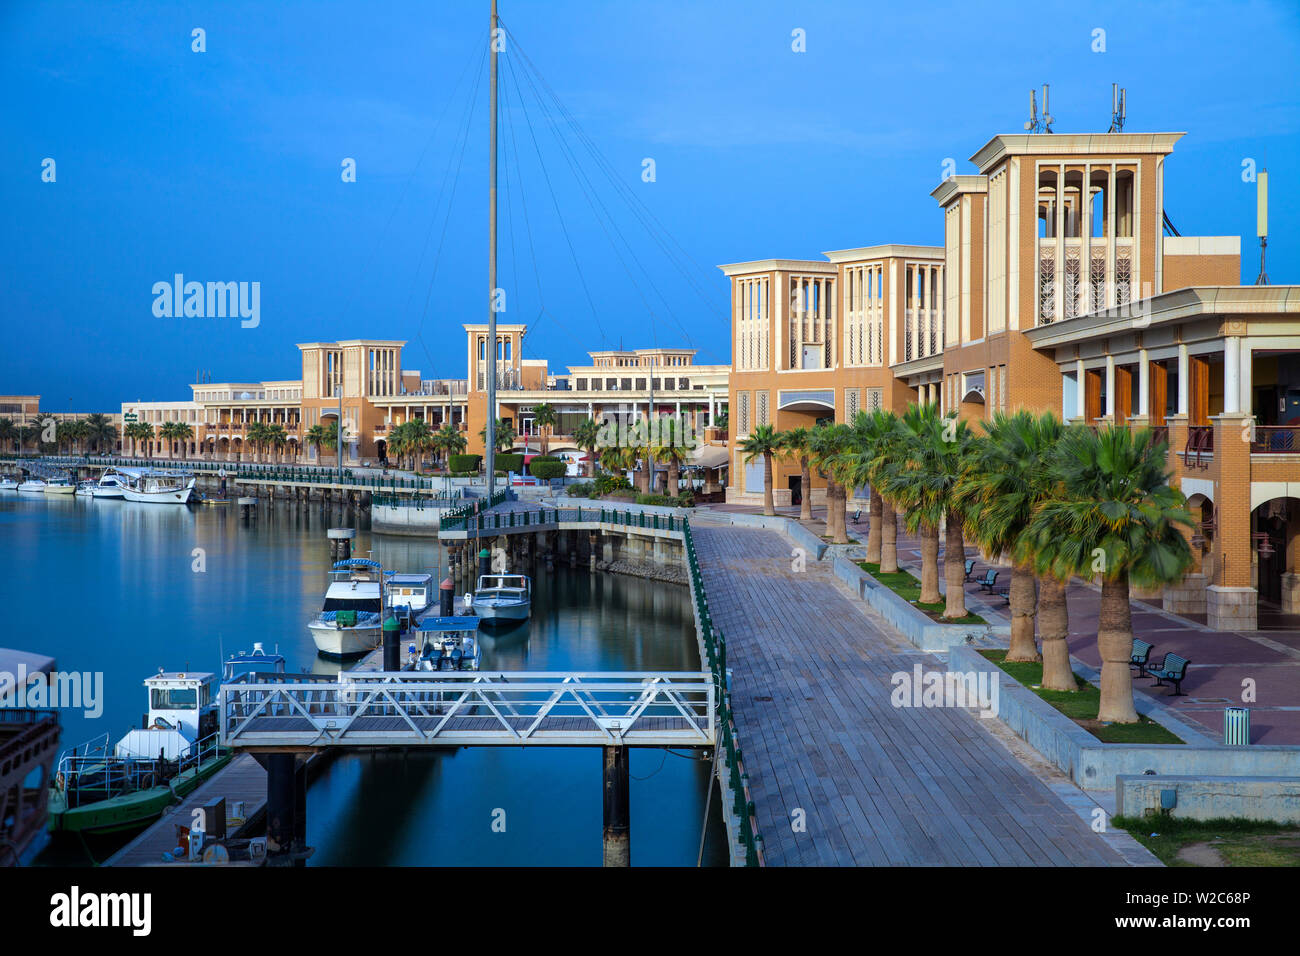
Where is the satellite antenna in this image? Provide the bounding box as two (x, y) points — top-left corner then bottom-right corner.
(1025, 84), (1054, 134)
(1256, 167), (1270, 285)
(1108, 84), (1126, 132)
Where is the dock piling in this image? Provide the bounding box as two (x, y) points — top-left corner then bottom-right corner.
(602, 745), (630, 867)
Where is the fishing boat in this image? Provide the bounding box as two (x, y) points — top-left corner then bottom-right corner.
(114, 466), (195, 504)
(308, 558), (386, 658)
(47, 669), (230, 836)
(470, 573), (532, 625)
(17, 477), (46, 493)
(384, 571), (437, 630)
(410, 616), (482, 671)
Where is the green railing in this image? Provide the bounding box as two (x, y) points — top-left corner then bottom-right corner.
(371, 491), (462, 509)
(682, 520), (765, 867)
(439, 503), (688, 535)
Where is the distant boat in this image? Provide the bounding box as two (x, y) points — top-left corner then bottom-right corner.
(0, 476), (18, 491)
(222, 641), (287, 682)
(470, 573), (532, 625)
(43, 476), (75, 495)
(17, 478), (46, 494)
(77, 471), (127, 499)
(113, 466), (195, 504)
(308, 558), (386, 658)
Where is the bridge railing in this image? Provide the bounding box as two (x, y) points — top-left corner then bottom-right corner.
(440, 504), (688, 534)
(683, 520), (765, 867)
(219, 671), (714, 748)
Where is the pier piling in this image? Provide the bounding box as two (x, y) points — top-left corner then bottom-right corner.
(602, 746), (630, 867)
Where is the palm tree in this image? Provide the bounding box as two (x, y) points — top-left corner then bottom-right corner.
(245, 421), (270, 464)
(432, 423), (466, 470)
(650, 418), (692, 498)
(405, 418), (433, 471)
(883, 403), (974, 616)
(83, 413), (115, 455)
(599, 444), (636, 486)
(573, 418), (602, 478)
(0, 417), (16, 455)
(532, 403), (557, 456)
(174, 422), (195, 460)
(132, 421), (155, 458)
(1024, 425), (1195, 722)
(738, 424), (782, 516)
(779, 427), (814, 522)
(305, 423), (333, 464)
(479, 418), (517, 454)
(263, 423), (287, 464)
(808, 423), (851, 543)
(841, 409), (902, 569)
(958, 411), (1067, 666)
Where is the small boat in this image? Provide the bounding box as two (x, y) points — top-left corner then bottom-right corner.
(43, 476), (75, 495)
(410, 616), (482, 671)
(222, 641), (287, 682)
(74, 479), (96, 497)
(470, 573), (532, 625)
(78, 471), (127, 499)
(308, 558), (386, 658)
(384, 571), (437, 630)
(114, 466), (196, 504)
(0, 476), (18, 491)
(47, 669), (230, 835)
(17, 478), (47, 494)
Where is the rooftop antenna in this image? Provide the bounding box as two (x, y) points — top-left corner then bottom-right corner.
(1108, 83), (1126, 132)
(1025, 84), (1054, 134)
(1256, 166), (1270, 285)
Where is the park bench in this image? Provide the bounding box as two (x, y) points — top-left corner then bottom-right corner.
(1129, 639), (1154, 677)
(963, 559), (976, 582)
(976, 569), (999, 593)
(992, 585), (1011, 606)
(851, 509), (862, 523)
(1149, 653), (1191, 696)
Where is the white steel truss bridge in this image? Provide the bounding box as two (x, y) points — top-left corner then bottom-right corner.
(219, 671), (716, 750)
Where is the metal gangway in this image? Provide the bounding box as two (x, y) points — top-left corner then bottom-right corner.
(219, 671), (716, 749)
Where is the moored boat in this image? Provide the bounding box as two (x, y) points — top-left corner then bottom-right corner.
(470, 573), (532, 625)
(308, 558), (386, 658)
(410, 616), (482, 671)
(0, 476), (18, 491)
(17, 478), (47, 494)
(114, 466), (195, 504)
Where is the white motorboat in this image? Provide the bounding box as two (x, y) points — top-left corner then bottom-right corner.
(384, 572), (437, 630)
(308, 558), (386, 658)
(410, 616), (481, 671)
(114, 466), (195, 504)
(0, 476), (18, 491)
(88, 471), (127, 499)
(43, 476), (75, 495)
(75, 480), (96, 497)
(470, 573), (532, 625)
(17, 478), (47, 494)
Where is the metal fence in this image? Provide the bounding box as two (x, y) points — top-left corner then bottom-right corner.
(440, 504), (688, 534)
(683, 521), (765, 867)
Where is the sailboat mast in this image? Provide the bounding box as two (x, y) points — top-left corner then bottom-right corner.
(486, 0), (499, 498)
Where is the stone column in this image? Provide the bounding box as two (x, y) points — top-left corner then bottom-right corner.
(1207, 411), (1256, 630)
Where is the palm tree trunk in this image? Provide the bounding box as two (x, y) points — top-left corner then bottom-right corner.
(866, 489), (883, 564)
(942, 511), (968, 619)
(1097, 573), (1139, 723)
(799, 459), (812, 522)
(822, 478), (837, 538)
(1038, 574), (1074, 690)
(832, 483), (849, 544)
(880, 499), (899, 573)
(762, 453), (774, 516)
(919, 522), (941, 604)
(1005, 565), (1041, 661)
(668, 461), (679, 498)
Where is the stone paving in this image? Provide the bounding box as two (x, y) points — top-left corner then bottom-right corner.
(691, 520), (1146, 866)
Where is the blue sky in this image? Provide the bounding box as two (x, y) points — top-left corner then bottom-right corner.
(3, 0), (1298, 410)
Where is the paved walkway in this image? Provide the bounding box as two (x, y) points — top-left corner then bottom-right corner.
(693, 522), (1143, 866)
(710, 500), (1300, 745)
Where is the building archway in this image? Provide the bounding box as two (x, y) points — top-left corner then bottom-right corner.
(1251, 496), (1300, 612)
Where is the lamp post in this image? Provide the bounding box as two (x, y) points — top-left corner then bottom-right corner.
(335, 383), (343, 485)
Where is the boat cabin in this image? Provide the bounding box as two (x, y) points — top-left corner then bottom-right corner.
(475, 574), (531, 599)
(386, 572), (434, 625)
(222, 642), (287, 683)
(412, 616), (482, 671)
(323, 559), (384, 616)
(115, 671), (218, 759)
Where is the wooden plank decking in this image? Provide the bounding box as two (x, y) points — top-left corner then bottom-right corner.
(693, 524), (1137, 866)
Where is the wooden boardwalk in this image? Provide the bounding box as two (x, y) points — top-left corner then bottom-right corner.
(105, 754), (267, 866)
(694, 524), (1141, 866)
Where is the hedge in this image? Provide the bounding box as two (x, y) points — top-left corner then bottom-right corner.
(448, 454), (481, 473)
(495, 453), (524, 474)
(528, 456), (566, 480)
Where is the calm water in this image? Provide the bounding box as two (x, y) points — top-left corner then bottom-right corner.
(3, 493), (725, 866)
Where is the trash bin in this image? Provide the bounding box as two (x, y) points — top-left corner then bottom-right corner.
(1224, 706), (1250, 745)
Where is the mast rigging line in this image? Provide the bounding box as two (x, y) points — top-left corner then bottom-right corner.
(500, 19), (732, 363)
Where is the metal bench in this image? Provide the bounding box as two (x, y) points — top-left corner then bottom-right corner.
(992, 585), (1011, 606)
(851, 509), (862, 524)
(976, 569), (999, 593)
(963, 559), (976, 582)
(1149, 653), (1190, 696)
(1129, 639), (1154, 677)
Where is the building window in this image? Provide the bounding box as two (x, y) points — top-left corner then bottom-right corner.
(737, 391), (750, 435)
(866, 387), (884, 412)
(756, 390), (769, 427)
(846, 388), (861, 419)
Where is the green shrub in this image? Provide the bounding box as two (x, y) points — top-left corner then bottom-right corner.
(594, 473), (631, 495)
(528, 456), (567, 480)
(495, 453), (524, 474)
(635, 493), (677, 507)
(448, 454), (482, 473)
(676, 491), (695, 508)
(567, 482), (595, 498)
